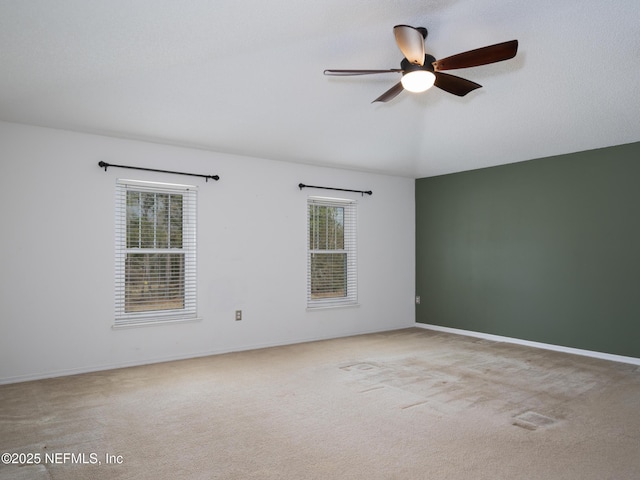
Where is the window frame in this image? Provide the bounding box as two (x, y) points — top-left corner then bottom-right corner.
(306, 196), (358, 309)
(114, 179), (197, 327)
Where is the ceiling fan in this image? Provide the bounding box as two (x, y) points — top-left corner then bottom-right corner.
(324, 25), (518, 103)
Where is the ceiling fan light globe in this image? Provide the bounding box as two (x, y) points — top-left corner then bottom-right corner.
(401, 70), (436, 93)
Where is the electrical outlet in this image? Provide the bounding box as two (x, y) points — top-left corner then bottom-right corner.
(415, 296), (421, 304)
(235, 310), (242, 321)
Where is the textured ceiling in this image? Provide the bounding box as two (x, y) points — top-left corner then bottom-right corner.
(1, 0), (639, 178)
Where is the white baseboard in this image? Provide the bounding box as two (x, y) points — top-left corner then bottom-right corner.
(0, 324), (408, 385)
(415, 323), (640, 366)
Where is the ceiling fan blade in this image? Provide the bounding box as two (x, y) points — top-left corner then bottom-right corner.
(434, 72), (482, 96)
(324, 69), (402, 76)
(393, 25), (425, 66)
(372, 82), (404, 103)
(433, 40), (518, 71)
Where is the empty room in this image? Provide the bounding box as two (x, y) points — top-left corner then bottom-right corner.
(1, 1), (639, 479)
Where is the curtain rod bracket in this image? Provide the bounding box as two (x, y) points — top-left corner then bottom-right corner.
(298, 183), (372, 196)
(98, 161), (219, 182)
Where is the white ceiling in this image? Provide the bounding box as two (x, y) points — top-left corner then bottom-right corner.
(1, 0), (639, 178)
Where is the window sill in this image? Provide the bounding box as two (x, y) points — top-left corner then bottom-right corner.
(306, 303), (360, 312)
(112, 316), (202, 329)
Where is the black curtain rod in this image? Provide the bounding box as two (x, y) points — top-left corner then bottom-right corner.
(98, 161), (219, 182)
(298, 183), (372, 196)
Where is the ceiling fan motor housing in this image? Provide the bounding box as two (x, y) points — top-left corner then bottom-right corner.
(401, 54), (436, 74)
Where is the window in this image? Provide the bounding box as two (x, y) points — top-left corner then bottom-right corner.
(115, 179), (197, 326)
(307, 197), (357, 308)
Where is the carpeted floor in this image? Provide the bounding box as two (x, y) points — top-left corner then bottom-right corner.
(1, 328), (639, 479)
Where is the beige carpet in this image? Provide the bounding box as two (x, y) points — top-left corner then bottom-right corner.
(1, 328), (639, 479)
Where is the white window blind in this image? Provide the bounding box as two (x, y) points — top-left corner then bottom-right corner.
(115, 179), (197, 326)
(307, 197), (357, 308)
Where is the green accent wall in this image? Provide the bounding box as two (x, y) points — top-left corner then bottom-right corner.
(415, 142), (640, 358)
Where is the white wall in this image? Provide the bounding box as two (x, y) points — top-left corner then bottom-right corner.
(0, 121), (415, 383)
